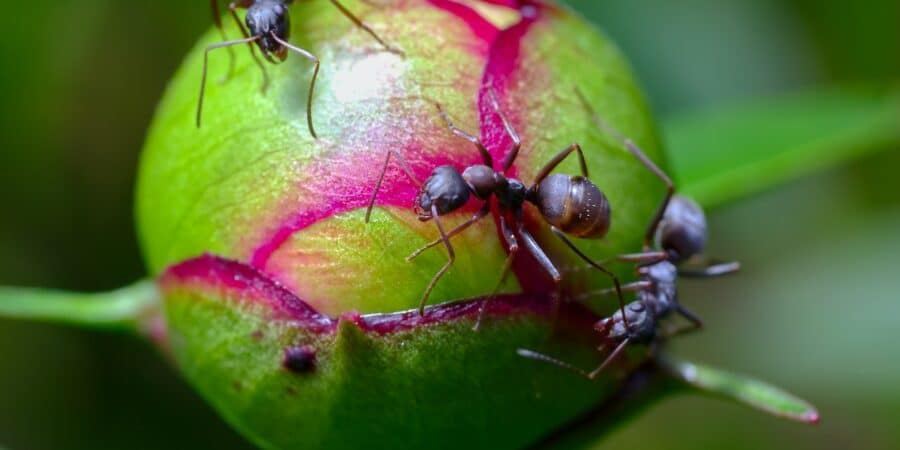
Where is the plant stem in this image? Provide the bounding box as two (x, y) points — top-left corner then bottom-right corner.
(0, 280), (160, 334)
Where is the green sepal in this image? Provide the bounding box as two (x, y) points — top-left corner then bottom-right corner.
(660, 354), (819, 424)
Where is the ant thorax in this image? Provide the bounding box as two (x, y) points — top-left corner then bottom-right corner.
(497, 178), (527, 210)
(637, 260), (678, 315)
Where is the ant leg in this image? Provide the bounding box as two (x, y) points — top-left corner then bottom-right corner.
(516, 349), (591, 379)
(574, 88), (673, 249)
(517, 221), (564, 321)
(329, 0), (404, 55)
(659, 303), (703, 338)
(365, 150), (420, 223)
(474, 213), (519, 331)
(227, 1), (271, 92)
(417, 204), (456, 316)
(610, 251), (669, 265)
(517, 225), (562, 288)
(408, 202), (490, 261)
(566, 251), (667, 274)
(269, 34), (320, 138)
(573, 280), (651, 302)
(549, 227), (630, 330)
(485, 88), (522, 172)
(662, 305), (703, 338)
(197, 35), (263, 128)
(674, 303), (703, 329)
(210, 0), (237, 82)
(434, 103), (492, 166)
(679, 261), (741, 278)
(532, 143), (589, 186)
(494, 214), (520, 295)
(586, 338), (631, 379)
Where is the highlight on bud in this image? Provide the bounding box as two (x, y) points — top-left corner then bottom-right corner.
(0, 1), (817, 449)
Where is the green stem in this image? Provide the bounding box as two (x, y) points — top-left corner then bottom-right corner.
(0, 280), (160, 334)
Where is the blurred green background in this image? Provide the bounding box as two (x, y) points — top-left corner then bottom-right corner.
(0, 0), (896, 449)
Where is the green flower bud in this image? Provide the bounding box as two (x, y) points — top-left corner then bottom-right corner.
(0, 1), (819, 449)
(137, 2), (666, 448)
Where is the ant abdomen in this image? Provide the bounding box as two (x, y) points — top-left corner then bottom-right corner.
(530, 174), (611, 239)
(415, 166), (470, 220)
(657, 195), (707, 262)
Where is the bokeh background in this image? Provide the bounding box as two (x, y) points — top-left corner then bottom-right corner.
(0, 0), (897, 449)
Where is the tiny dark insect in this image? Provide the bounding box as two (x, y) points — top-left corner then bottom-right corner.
(365, 87), (669, 323)
(198, 0), (401, 138)
(517, 91), (740, 379)
(283, 345), (317, 373)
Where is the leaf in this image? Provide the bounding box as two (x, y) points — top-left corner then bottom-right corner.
(659, 355), (819, 424)
(0, 280), (159, 333)
(664, 85), (900, 209)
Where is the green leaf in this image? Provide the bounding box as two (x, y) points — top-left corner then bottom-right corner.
(660, 355), (819, 424)
(664, 85), (900, 208)
(0, 280), (160, 334)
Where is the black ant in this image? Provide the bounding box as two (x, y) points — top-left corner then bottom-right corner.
(199, 0), (401, 138)
(517, 91), (740, 379)
(364, 88), (670, 321)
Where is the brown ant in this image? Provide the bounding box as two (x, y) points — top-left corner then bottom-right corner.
(364, 88), (671, 320)
(199, 0), (401, 138)
(517, 91), (740, 379)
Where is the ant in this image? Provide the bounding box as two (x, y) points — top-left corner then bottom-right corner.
(364, 88), (671, 321)
(517, 90), (740, 379)
(198, 0), (401, 138)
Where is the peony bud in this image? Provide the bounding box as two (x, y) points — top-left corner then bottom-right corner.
(136, 1), (669, 448)
(0, 1), (822, 447)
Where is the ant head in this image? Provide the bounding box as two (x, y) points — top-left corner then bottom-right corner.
(461, 165), (500, 200)
(530, 174), (610, 239)
(246, 1), (291, 60)
(657, 195), (707, 263)
(415, 166), (471, 220)
(602, 301), (657, 343)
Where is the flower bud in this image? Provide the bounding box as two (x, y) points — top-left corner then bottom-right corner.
(138, 1), (664, 448)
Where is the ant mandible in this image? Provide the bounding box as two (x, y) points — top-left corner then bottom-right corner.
(364, 87), (670, 320)
(517, 91), (740, 379)
(198, 0), (401, 138)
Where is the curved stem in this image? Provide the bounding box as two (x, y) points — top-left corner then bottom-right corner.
(0, 279), (160, 334)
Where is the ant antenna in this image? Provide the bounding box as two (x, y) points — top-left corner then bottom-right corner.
(516, 349), (591, 379)
(485, 87), (522, 172)
(364, 149), (420, 223)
